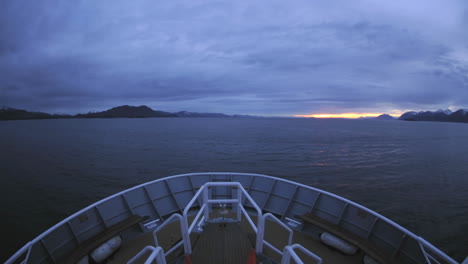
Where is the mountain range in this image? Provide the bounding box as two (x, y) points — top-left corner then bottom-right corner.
(2, 105), (468, 123)
(75, 105), (177, 118)
(0, 105), (257, 120)
(399, 109), (468, 123)
(374, 114), (396, 120)
(0, 107), (71, 120)
(357, 114), (395, 121)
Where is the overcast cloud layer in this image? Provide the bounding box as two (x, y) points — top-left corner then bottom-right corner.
(1, 0), (468, 115)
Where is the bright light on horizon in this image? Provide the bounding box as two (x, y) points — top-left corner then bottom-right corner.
(294, 113), (401, 119)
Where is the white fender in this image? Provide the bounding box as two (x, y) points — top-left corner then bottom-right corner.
(320, 232), (358, 255)
(90, 236), (122, 263)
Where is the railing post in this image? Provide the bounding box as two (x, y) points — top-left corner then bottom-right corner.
(153, 214), (192, 257)
(255, 215), (264, 254)
(281, 250), (290, 264)
(181, 216), (192, 255)
(261, 213), (293, 256)
(128, 246), (167, 264)
(237, 186), (242, 222)
(281, 244), (322, 264)
(418, 240), (433, 264)
(203, 187), (209, 221)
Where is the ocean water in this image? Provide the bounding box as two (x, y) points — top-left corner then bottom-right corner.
(0, 118), (467, 262)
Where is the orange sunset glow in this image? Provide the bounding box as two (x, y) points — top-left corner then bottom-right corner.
(294, 113), (400, 119)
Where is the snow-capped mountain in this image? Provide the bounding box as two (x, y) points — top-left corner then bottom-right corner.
(399, 109), (468, 123)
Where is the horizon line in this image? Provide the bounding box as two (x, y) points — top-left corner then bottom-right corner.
(294, 113), (401, 119)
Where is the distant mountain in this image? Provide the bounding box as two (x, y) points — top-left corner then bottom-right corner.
(7, 105), (467, 123)
(176, 111), (260, 118)
(0, 107), (71, 120)
(76, 105), (177, 118)
(175, 111), (230, 118)
(446, 109), (468, 123)
(0, 105), (255, 120)
(399, 109), (468, 123)
(358, 114), (395, 120)
(232, 114), (262, 118)
(374, 114), (396, 120)
(399, 111), (418, 121)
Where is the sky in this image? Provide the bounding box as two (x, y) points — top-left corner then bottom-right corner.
(1, 0), (468, 116)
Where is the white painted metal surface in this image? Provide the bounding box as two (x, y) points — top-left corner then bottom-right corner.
(127, 246), (166, 264)
(281, 244), (322, 264)
(4, 172), (462, 264)
(149, 181), (299, 263)
(261, 213), (294, 256)
(181, 181), (264, 253)
(152, 214), (188, 257)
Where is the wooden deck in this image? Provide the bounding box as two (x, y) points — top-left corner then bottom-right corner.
(106, 216), (365, 264)
(191, 223), (254, 264)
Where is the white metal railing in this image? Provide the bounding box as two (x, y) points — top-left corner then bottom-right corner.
(127, 246), (166, 264)
(281, 244), (322, 264)
(417, 237), (461, 264)
(182, 181), (265, 253)
(261, 213), (293, 256)
(152, 214), (190, 257)
(5, 172), (462, 264)
(151, 182), (302, 262)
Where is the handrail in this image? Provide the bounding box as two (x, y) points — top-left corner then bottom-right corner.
(127, 246), (166, 264)
(240, 203), (258, 233)
(187, 204), (206, 233)
(281, 244), (322, 264)
(261, 213), (293, 256)
(418, 238), (452, 264)
(182, 181), (265, 253)
(152, 213), (190, 257)
(5, 172), (460, 264)
(5, 242), (32, 264)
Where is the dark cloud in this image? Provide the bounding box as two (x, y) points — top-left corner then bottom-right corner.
(1, 0), (467, 115)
